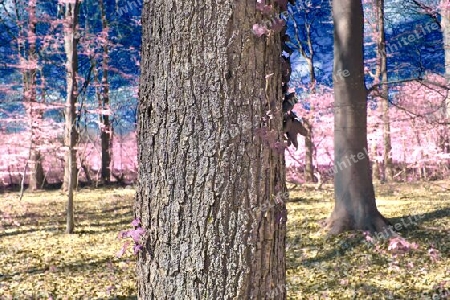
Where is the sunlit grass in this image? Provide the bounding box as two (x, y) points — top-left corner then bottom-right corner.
(0, 188), (136, 299)
(0, 182), (449, 299)
(286, 181), (450, 299)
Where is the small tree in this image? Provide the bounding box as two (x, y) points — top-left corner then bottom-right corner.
(62, 0), (80, 234)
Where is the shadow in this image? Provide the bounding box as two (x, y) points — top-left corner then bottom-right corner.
(0, 226), (63, 238)
(388, 207), (450, 233)
(1, 256), (120, 280)
(286, 196), (307, 203)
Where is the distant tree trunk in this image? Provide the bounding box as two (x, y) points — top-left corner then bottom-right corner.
(99, 0), (111, 185)
(136, 1), (287, 298)
(441, 1), (450, 160)
(24, 0), (45, 190)
(375, 0), (393, 182)
(327, 0), (390, 234)
(63, 0), (80, 234)
(371, 141), (380, 181)
(443, 1), (450, 114)
(292, 14), (316, 182)
(304, 118), (314, 181)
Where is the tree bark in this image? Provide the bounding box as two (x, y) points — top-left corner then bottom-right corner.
(63, 0), (80, 234)
(327, 0), (390, 234)
(136, 1), (287, 298)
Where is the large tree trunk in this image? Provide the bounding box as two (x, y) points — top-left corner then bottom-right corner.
(63, 0), (80, 234)
(327, 0), (389, 234)
(99, 0), (111, 185)
(136, 1), (287, 298)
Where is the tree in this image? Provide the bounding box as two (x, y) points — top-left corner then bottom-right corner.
(63, 0), (80, 234)
(8, 0), (46, 191)
(25, 0), (46, 191)
(286, 1), (321, 182)
(326, 0), (390, 234)
(370, 0), (393, 182)
(98, 0), (112, 185)
(135, 1), (287, 298)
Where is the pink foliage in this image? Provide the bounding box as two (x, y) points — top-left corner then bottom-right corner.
(285, 73), (450, 183)
(388, 236), (418, 254)
(0, 127), (138, 188)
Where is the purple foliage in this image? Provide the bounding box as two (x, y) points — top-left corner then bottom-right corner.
(117, 218), (145, 257)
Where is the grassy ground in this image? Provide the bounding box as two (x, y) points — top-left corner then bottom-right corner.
(0, 188), (137, 299)
(0, 182), (449, 299)
(286, 181), (450, 299)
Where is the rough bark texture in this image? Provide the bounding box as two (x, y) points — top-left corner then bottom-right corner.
(136, 1), (287, 298)
(327, 0), (389, 234)
(63, 1), (80, 234)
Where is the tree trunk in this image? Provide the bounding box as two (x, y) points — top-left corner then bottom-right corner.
(63, 0), (80, 234)
(305, 57), (315, 182)
(303, 118), (315, 182)
(327, 0), (389, 234)
(441, 1), (450, 164)
(25, 0), (45, 191)
(136, 1), (287, 298)
(371, 141), (380, 181)
(99, 0), (111, 185)
(443, 0), (450, 117)
(292, 16), (316, 183)
(376, 0), (393, 182)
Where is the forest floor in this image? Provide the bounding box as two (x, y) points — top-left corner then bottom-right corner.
(0, 182), (449, 299)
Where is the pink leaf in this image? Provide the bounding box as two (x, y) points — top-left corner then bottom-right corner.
(117, 240), (131, 258)
(131, 218), (140, 227)
(252, 24), (269, 37)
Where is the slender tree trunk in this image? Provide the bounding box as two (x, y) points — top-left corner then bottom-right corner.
(136, 1), (287, 298)
(63, 0), (80, 234)
(371, 141), (380, 181)
(327, 0), (390, 234)
(441, 1), (450, 164)
(292, 17), (316, 183)
(375, 0), (393, 182)
(304, 57), (315, 182)
(24, 0), (45, 191)
(443, 0), (450, 116)
(304, 120), (314, 182)
(99, 0), (111, 185)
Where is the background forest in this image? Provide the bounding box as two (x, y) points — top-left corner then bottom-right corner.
(0, 0), (449, 188)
